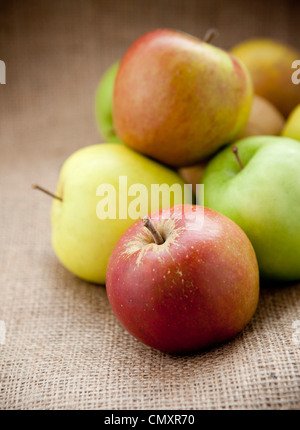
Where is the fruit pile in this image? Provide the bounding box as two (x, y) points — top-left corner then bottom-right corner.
(36, 29), (300, 354)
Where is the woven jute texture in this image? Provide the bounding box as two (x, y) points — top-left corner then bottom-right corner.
(0, 0), (300, 410)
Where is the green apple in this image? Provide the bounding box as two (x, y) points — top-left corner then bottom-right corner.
(202, 136), (300, 281)
(281, 104), (300, 141)
(95, 62), (121, 143)
(113, 29), (253, 167)
(51, 143), (186, 284)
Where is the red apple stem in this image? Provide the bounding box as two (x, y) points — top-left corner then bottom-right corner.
(203, 28), (219, 44)
(142, 216), (165, 245)
(31, 184), (63, 201)
(231, 146), (244, 170)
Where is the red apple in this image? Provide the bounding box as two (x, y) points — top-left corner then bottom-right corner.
(113, 29), (253, 167)
(106, 205), (259, 354)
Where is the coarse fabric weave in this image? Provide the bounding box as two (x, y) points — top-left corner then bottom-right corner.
(0, 0), (299, 410)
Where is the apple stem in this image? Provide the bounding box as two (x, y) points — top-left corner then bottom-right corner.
(203, 28), (219, 44)
(142, 216), (165, 245)
(231, 146), (244, 170)
(31, 184), (63, 201)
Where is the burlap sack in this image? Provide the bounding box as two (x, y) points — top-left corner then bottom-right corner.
(0, 0), (299, 409)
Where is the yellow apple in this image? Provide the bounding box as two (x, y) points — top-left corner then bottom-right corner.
(51, 143), (186, 284)
(231, 38), (300, 117)
(281, 104), (300, 141)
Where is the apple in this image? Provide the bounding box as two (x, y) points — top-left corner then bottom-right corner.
(95, 62), (122, 143)
(202, 136), (300, 281)
(281, 104), (300, 141)
(237, 95), (285, 138)
(178, 158), (211, 195)
(50, 143), (186, 284)
(231, 38), (300, 117)
(106, 204), (259, 354)
(113, 28), (253, 167)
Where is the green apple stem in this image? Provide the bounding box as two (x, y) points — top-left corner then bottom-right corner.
(142, 216), (165, 245)
(203, 28), (219, 44)
(31, 184), (63, 201)
(231, 146), (244, 170)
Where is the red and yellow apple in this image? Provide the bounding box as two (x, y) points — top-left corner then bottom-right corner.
(113, 29), (253, 167)
(106, 205), (259, 354)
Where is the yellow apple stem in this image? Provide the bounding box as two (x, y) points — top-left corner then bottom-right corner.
(231, 146), (244, 170)
(31, 184), (63, 201)
(142, 216), (165, 245)
(203, 28), (219, 44)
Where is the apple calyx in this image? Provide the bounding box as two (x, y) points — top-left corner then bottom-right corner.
(203, 28), (219, 44)
(31, 184), (63, 202)
(231, 145), (244, 170)
(142, 216), (165, 245)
